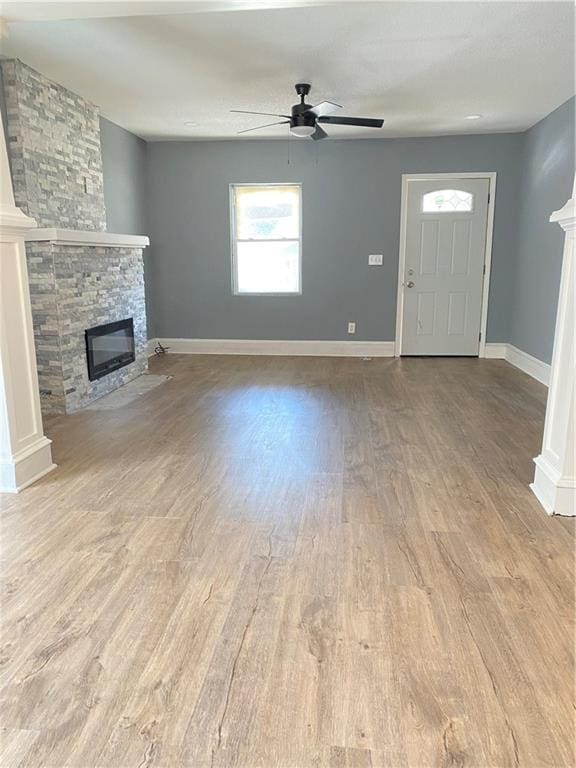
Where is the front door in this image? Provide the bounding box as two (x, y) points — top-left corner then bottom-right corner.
(400, 177), (490, 356)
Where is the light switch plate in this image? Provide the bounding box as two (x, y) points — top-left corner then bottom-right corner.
(368, 254), (383, 266)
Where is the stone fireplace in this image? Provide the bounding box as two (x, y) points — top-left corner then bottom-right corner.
(1, 59), (149, 414)
(24, 230), (148, 413)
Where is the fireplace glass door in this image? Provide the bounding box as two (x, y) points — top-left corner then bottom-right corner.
(85, 318), (135, 381)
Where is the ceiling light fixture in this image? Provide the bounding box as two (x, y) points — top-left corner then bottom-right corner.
(465, 114), (482, 120)
(290, 124), (315, 137)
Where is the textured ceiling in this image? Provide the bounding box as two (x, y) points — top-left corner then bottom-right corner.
(1, 1), (574, 140)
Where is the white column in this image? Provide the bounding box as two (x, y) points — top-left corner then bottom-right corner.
(530, 178), (576, 516)
(0, 116), (55, 493)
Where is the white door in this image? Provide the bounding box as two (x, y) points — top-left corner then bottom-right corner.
(400, 177), (490, 356)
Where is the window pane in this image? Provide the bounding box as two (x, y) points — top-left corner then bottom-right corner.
(422, 189), (474, 212)
(235, 185), (300, 240)
(236, 241), (300, 293)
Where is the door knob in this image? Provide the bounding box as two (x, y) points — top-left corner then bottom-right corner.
(406, 281), (415, 288)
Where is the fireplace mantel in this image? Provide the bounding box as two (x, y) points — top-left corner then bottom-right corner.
(25, 228), (149, 248)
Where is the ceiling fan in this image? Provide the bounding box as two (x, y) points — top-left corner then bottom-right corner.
(231, 83), (384, 140)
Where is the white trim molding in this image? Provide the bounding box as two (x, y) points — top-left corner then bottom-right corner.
(531, 455), (576, 517)
(484, 343), (551, 386)
(0, 116), (55, 493)
(155, 338), (395, 357)
(530, 180), (576, 517)
(25, 228), (149, 248)
(483, 343), (507, 360)
(395, 172), (497, 358)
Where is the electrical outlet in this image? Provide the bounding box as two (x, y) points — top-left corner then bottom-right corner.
(368, 254), (383, 266)
(348, 322), (356, 334)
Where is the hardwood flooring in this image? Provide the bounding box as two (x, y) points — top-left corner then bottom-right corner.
(0, 354), (573, 767)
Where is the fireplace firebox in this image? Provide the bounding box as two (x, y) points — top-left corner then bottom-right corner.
(85, 318), (135, 381)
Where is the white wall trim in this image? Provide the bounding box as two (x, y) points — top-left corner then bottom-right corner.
(0, 436), (56, 493)
(483, 343), (507, 359)
(531, 455), (576, 517)
(395, 172), (497, 358)
(155, 338), (395, 357)
(0, 112), (55, 494)
(505, 344), (551, 386)
(484, 343), (551, 385)
(531, 182), (576, 517)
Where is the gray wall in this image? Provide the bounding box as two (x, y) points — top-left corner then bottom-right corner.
(100, 116), (147, 235)
(100, 116), (152, 334)
(509, 97), (575, 364)
(146, 134), (524, 342)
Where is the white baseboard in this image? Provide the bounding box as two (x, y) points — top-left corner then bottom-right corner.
(483, 343), (507, 359)
(531, 454), (576, 516)
(505, 345), (551, 386)
(0, 436), (56, 494)
(483, 343), (550, 386)
(155, 338), (395, 357)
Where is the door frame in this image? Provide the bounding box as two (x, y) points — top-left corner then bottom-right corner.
(394, 172), (497, 358)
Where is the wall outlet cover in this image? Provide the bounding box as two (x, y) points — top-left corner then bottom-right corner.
(348, 322), (356, 334)
(368, 254), (384, 266)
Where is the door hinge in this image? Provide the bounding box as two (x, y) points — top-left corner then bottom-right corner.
(479, 331), (482, 341)
(483, 264), (486, 275)
(488, 192), (491, 203)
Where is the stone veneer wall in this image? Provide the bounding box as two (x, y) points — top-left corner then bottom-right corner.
(26, 242), (147, 414)
(1, 59), (106, 230)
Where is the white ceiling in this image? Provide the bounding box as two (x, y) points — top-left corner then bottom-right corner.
(1, 1), (574, 140)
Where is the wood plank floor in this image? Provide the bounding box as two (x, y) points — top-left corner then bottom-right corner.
(0, 354), (573, 768)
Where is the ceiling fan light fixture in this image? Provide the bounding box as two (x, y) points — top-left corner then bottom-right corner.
(290, 124), (315, 137)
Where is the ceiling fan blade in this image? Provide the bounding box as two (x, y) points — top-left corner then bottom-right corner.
(231, 109), (290, 118)
(311, 124), (328, 141)
(237, 120), (290, 134)
(307, 101), (342, 117)
(318, 115), (384, 128)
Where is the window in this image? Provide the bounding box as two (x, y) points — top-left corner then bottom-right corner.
(422, 189), (474, 212)
(231, 184), (302, 294)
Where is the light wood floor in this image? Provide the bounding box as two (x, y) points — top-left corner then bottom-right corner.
(0, 354), (574, 768)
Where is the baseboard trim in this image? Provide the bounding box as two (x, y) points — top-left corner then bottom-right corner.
(484, 343), (550, 386)
(0, 436), (56, 494)
(483, 343), (507, 359)
(505, 345), (551, 386)
(531, 454), (576, 516)
(155, 338), (395, 357)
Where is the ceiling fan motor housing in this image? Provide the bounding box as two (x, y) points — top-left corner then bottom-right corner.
(290, 107), (316, 130)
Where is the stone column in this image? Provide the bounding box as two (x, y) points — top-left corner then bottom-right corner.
(531, 177), (575, 516)
(0, 111), (55, 492)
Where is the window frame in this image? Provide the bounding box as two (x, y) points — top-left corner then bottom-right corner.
(230, 182), (303, 296)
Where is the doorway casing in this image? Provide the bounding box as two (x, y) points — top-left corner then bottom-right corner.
(394, 172), (497, 358)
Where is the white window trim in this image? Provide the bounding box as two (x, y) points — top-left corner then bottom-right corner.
(394, 172), (497, 359)
(230, 182), (303, 296)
